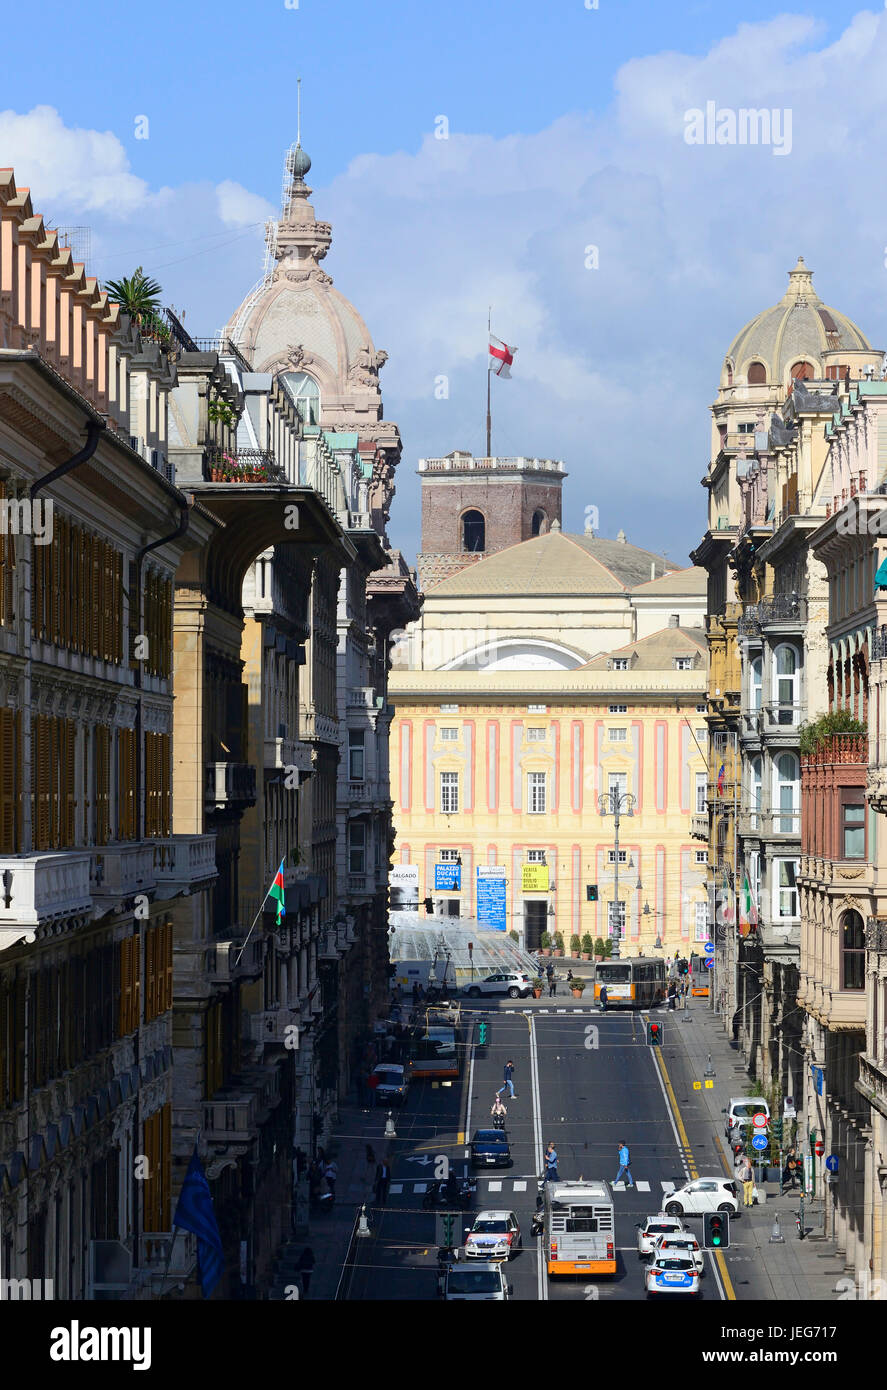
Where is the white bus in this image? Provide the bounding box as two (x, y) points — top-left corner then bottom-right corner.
(542, 1179), (616, 1276)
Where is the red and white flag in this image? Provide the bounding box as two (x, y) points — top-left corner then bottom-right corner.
(489, 334), (517, 378)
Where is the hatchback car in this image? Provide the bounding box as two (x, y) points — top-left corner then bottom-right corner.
(440, 1261), (512, 1301)
(370, 1063), (409, 1106)
(645, 1255), (701, 1297)
(470, 1129), (513, 1168)
(464, 1210), (522, 1261)
(664, 1177), (739, 1217)
(652, 1233), (704, 1274)
(635, 1214), (686, 1258)
(464, 972), (533, 999)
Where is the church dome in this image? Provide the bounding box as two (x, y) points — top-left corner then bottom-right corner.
(722, 257), (871, 388)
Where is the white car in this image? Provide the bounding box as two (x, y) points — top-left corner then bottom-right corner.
(664, 1177), (739, 1217)
(652, 1232), (704, 1274)
(464, 972), (533, 1000)
(464, 1210), (523, 1261)
(636, 1214), (686, 1258)
(645, 1255), (701, 1297)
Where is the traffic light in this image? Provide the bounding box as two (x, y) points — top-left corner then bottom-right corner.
(646, 1020), (663, 1047)
(586, 884), (599, 902)
(478, 1021), (488, 1045)
(703, 1211), (730, 1249)
(441, 1211), (455, 1248)
(423, 896), (434, 914)
(771, 1117), (784, 1146)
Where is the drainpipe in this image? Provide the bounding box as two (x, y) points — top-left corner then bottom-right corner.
(130, 503), (189, 1275)
(29, 419), (105, 500)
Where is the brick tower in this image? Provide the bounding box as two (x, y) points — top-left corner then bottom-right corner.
(416, 450), (566, 590)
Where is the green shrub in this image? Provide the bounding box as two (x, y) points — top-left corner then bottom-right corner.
(799, 709), (866, 755)
(582, 934), (594, 954)
(554, 932), (565, 951)
(593, 937), (605, 957)
(570, 934), (581, 953)
(539, 931), (551, 950)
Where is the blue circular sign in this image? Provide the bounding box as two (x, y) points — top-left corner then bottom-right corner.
(704, 941), (713, 953)
(705, 959), (715, 970)
(752, 1133), (768, 1151)
(825, 1154), (839, 1173)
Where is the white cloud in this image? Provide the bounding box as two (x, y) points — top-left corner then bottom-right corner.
(216, 180), (275, 228)
(0, 105), (150, 214)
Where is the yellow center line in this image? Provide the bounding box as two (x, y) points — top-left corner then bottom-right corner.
(654, 1048), (736, 1302)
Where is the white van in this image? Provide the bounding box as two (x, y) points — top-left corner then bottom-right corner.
(724, 1096), (770, 1140)
(440, 1261), (512, 1300)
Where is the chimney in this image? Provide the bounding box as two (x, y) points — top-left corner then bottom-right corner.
(669, 614), (680, 627)
(650, 562), (656, 581)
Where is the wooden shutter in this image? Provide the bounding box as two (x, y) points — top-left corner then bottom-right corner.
(145, 925), (155, 1023)
(0, 708), (19, 852)
(163, 919), (173, 1012)
(63, 718), (76, 846)
(114, 550), (123, 662)
(160, 1101), (171, 1228)
(119, 935), (131, 1035)
(95, 725), (110, 846)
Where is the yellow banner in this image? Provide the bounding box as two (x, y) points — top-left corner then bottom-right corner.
(522, 864), (549, 892)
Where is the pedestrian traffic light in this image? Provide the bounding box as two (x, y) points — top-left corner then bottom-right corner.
(703, 1211), (730, 1249)
(646, 1020), (663, 1047)
(586, 884), (599, 902)
(478, 1022), (488, 1045)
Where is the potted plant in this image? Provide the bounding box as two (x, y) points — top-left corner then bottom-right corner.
(532, 976), (545, 999)
(601, 939), (614, 959)
(539, 931), (551, 956)
(508, 930), (520, 944)
(570, 977), (587, 999)
(553, 932), (565, 957)
(581, 933), (594, 961)
(593, 936), (605, 962)
(570, 934), (581, 959)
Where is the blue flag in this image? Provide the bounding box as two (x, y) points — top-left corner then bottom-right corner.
(173, 1146), (224, 1298)
(875, 557), (887, 593)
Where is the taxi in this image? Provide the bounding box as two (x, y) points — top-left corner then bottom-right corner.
(644, 1254), (701, 1297)
(651, 1232), (704, 1274)
(464, 1211), (522, 1261)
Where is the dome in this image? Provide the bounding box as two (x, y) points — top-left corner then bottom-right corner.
(723, 257), (871, 386)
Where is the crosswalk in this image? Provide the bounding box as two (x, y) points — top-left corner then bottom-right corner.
(388, 1177), (678, 1197)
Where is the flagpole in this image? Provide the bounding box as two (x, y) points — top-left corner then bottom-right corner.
(234, 867), (281, 966)
(486, 305), (492, 458)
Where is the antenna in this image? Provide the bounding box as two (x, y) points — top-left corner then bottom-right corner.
(297, 77), (302, 147)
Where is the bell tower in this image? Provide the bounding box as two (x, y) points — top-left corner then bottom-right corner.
(416, 450), (567, 590)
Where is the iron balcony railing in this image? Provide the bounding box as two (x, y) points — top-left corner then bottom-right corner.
(740, 594), (805, 634)
(872, 625), (887, 662)
(205, 448), (286, 484)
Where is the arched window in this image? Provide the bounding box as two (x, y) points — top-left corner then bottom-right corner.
(531, 510), (546, 536)
(790, 361), (814, 381)
(750, 656), (762, 711)
(281, 371), (320, 425)
(841, 910), (865, 990)
(772, 752), (799, 833)
(749, 755), (762, 830)
(747, 362), (767, 385)
(773, 644), (800, 725)
(462, 510), (485, 552)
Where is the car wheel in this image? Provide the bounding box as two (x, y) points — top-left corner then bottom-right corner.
(717, 1203), (733, 1213)
(468, 987), (481, 997)
(508, 987), (520, 999)
(664, 1202), (683, 1216)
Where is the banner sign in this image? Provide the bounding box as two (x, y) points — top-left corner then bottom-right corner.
(476, 866), (507, 932)
(389, 864), (419, 910)
(521, 864), (549, 892)
(434, 863), (461, 891)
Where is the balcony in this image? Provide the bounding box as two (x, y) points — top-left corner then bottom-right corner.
(153, 833), (218, 892)
(690, 815), (709, 840)
(90, 843), (156, 900)
(203, 1093), (257, 1147)
(763, 701), (801, 731)
(208, 934), (264, 981)
(264, 737), (313, 777)
(346, 872), (375, 898)
(249, 1006), (301, 1046)
(738, 808), (800, 839)
(205, 761), (257, 812)
(346, 687), (377, 709)
(204, 447), (287, 485)
(724, 432), (757, 453)
(136, 1231), (197, 1290)
(344, 779), (382, 807)
(0, 852), (92, 942)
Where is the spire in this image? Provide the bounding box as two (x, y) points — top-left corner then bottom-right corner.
(782, 255), (818, 306)
(272, 85), (332, 272)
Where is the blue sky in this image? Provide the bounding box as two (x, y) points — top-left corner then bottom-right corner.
(2, 0), (885, 564)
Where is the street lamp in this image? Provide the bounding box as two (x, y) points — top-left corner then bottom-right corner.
(598, 787), (635, 959)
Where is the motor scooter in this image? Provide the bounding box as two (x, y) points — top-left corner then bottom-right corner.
(422, 1178), (476, 1210)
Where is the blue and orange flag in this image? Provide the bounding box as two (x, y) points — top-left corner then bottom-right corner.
(716, 762), (726, 797)
(268, 858), (286, 925)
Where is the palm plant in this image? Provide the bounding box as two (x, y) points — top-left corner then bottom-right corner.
(103, 266), (163, 323)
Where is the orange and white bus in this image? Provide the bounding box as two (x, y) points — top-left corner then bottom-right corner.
(409, 1004), (461, 1080)
(593, 957), (666, 1009)
(543, 1180), (616, 1276)
(689, 952), (711, 997)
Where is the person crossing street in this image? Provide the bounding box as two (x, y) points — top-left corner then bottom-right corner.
(498, 1059), (516, 1099)
(613, 1140), (634, 1188)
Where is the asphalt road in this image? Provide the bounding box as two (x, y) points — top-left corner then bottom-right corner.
(345, 1000), (730, 1302)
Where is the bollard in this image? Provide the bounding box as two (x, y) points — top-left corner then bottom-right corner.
(769, 1215), (785, 1243)
(703, 1052), (716, 1078)
(357, 1203), (372, 1238)
(384, 1110), (396, 1138)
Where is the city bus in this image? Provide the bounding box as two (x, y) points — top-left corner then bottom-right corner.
(409, 1003), (461, 1080)
(543, 1180), (616, 1276)
(593, 957), (667, 1009)
(689, 952), (710, 998)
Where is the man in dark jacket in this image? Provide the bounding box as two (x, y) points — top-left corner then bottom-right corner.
(498, 1059), (516, 1099)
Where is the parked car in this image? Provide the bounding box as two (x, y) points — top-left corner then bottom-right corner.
(464, 972), (533, 999)
(652, 1232), (704, 1274)
(723, 1096), (770, 1141)
(664, 1177), (739, 1217)
(440, 1260), (512, 1300)
(645, 1254), (701, 1297)
(470, 1129), (513, 1168)
(635, 1214), (686, 1259)
(370, 1063), (409, 1106)
(464, 1211), (522, 1261)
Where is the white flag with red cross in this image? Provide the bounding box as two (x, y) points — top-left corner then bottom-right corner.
(488, 334), (517, 378)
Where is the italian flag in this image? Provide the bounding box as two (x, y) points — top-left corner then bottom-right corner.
(269, 859), (286, 926)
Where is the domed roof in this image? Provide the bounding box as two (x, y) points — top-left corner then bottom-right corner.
(724, 257), (871, 384)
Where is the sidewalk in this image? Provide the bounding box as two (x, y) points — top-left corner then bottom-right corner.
(669, 996), (847, 1300)
(268, 1097), (391, 1301)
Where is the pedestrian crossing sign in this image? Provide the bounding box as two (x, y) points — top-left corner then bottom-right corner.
(693, 1081), (701, 1090)
(704, 1080), (713, 1089)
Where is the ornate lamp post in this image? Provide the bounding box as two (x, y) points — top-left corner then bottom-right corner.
(597, 787), (635, 959)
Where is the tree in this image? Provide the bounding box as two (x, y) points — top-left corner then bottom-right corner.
(104, 266), (163, 323)
(593, 937), (605, 957)
(581, 934), (594, 955)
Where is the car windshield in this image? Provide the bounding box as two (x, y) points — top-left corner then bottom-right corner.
(647, 1223), (678, 1234)
(375, 1070), (402, 1085)
(655, 1259), (694, 1271)
(447, 1270), (501, 1294)
(597, 964), (631, 983)
(734, 1103), (762, 1118)
(474, 1131), (506, 1143)
(473, 1220), (509, 1233)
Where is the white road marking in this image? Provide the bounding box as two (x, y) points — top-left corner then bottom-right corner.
(636, 1181), (651, 1192)
(513, 1181), (527, 1192)
(661, 1180), (676, 1193)
(488, 1181), (502, 1192)
(414, 1183), (427, 1193)
(389, 1184), (403, 1194)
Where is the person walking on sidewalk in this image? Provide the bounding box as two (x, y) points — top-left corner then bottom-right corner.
(296, 1246), (315, 1299)
(548, 972), (557, 998)
(374, 1158), (391, 1205)
(613, 1140), (634, 1187)
(738, 1153), (754, 1208)
(782, 1146), (800, 1193)
(599, 984), (608, 1013)
(667, 980), (677, 1011)
(498, 1059), (516, 1099)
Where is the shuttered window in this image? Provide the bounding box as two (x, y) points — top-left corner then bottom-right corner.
(0, 479), (16, 629)
(142, 1102), (171, 1233)
(117, 727), (137, 840)
(95, 725), (111, 845)
(0, 708), (23, 852)
(30, 514), (123, 661)
(144, 731), (171, 837)
(31, 715), (77, 850)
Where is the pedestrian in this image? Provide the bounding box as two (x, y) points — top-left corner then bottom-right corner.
(323, 1159), (338, 1200)
(668, 980), (677, 1011)
(548, 973), (557, 998)
(375, 1158), (391, 1205)
(412, 981), (420, 1005)
(738, 1152), (754, 1208)
(546, 962), (554, 982)
(681, 978), (689, 1007)
(545, 1141), (559, 1183)
(613, 1140), (634, 1188)
(296, 1246), (315, 1298)
(566, 969), (573, 983)
(498, 1059), (516, 1099)
(782, 1146), (799, 1193)
(599, 983), (608, 1013)
(367, 1069), (380, 1107)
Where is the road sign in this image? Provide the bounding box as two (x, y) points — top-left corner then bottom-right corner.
(752, 1112), (768, 1129)
(752, 1133), (768, 1151)
(704, 1079), (714, 1089)
(825, 1154), (839, 1173)
(693, 1081), (702, 1090)
(705, 958), (714, 969)
(704, 941), (713, 953)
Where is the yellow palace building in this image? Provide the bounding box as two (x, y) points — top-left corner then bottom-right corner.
(389, 452), (710, 957)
